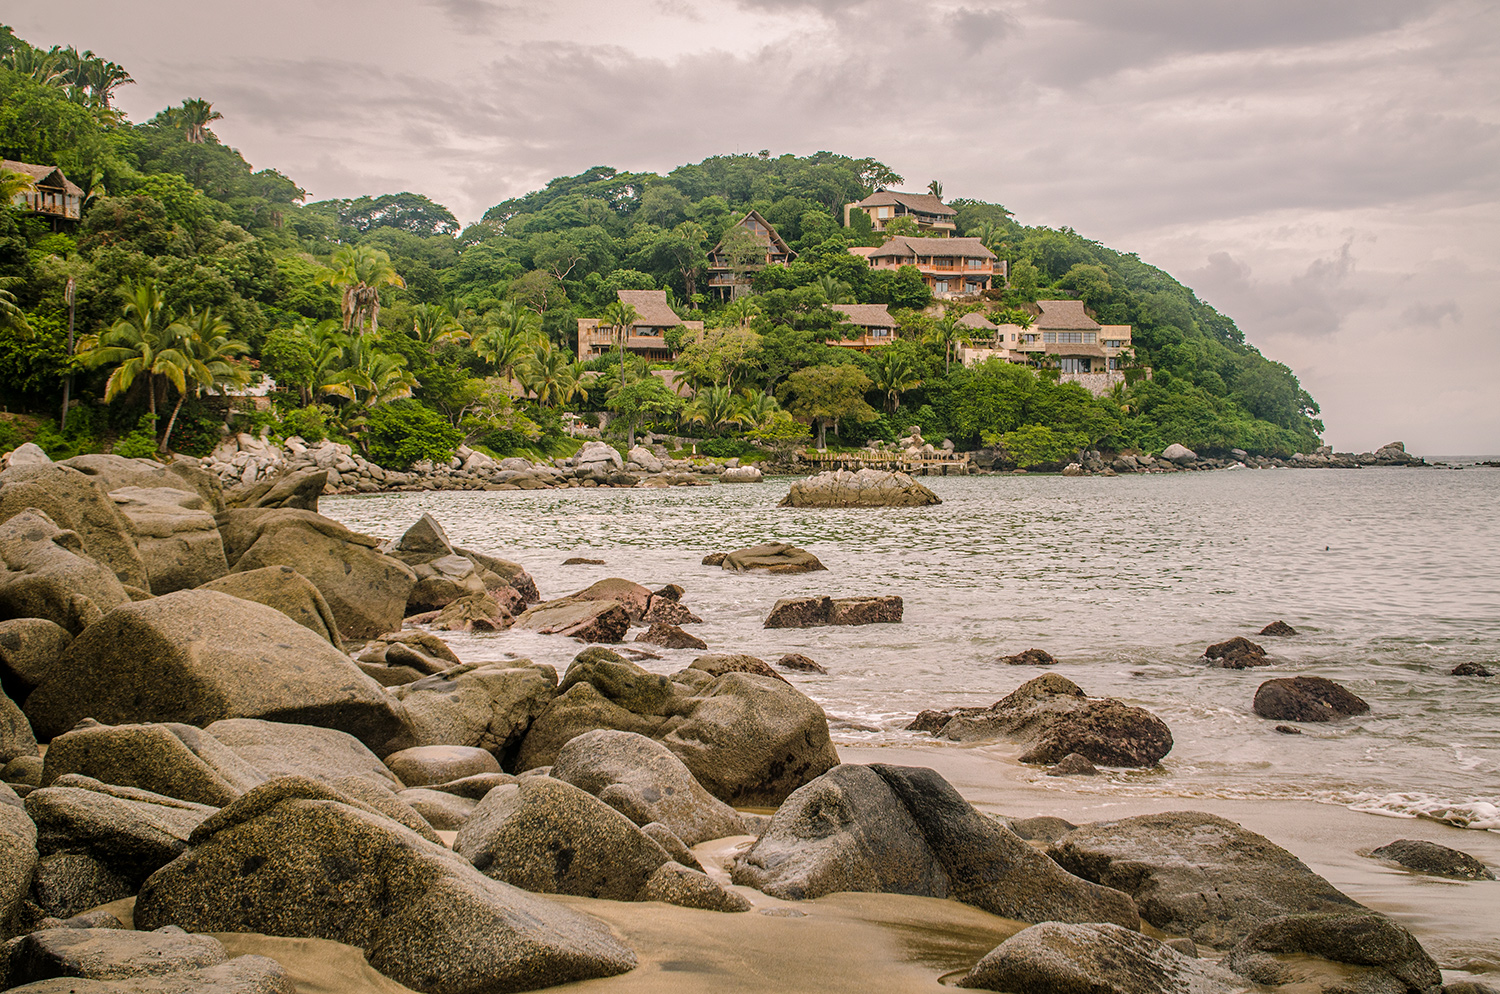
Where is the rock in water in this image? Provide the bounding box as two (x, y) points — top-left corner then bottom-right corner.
(775, 653), (828, 674)
(1451, 661), (1493, 677)
(134, 777), (638, 991)
(1048, 810), (1362, 947)
(512, 599), (631, 642)
(1259, 620), (1298, 637)
(733, 764), (1138, 928)
(763, 595), (902, 628)
(691, 654), (788, 684)
(1370, 839), (1494, 880)
(1204, 637), (1268, 668)
(1003, 648), (1056, 666)
(23, 590), (405, 750)
(780, 469), (941, 508)
(957, 922), (1251, 994)
(1253, 676), (1370, 722)
(634, 622), (707, 650)
(720, 542), (826, 574)
(1222, 912), (1441, 993)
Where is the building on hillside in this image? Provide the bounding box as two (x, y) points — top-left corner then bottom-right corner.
(825, 303), (897, 351)
(844, 190), (957, 235)
(706, 210), (795, 299)
(3, 160), (82, 226)
(576, 289), (704, 362)
(1001, 299), (1141, 394)
(849, 236), (1003, 298)
(955, 311), (1027, 366)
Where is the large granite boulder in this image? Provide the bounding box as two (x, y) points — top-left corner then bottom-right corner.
(0, 464), (149, 589)
(205, 718), (403, 790)
(63, 453), (225, 512)
(455, 547), (540, 604)
(1048, 811), (1363, 947)
(133, 777), (637, 992)
(39, 722), (265, 806)
(1369, 839), (1494, 880)
(780, 469), (941, 507)
(1162, 443), (1197, 464)
(719, 543), (826, 574)
(958, 922), (1250, 993)
(911, 674), (1173, 767)
(2, 685), (37, 764)
(734, 764), (1138, 927)
(385, 745), (501, 788)
(566, 578), (652, 622)
(763, 595), (903, 628)
(1, 781), (37, 937)
(385, 663), (556, 763)
(221, 509), (416, 641)
(550, 729), (746, 845)
(228, 466), (326, 511)
(1253, 676), (1370, 722)
(1223, 912), (1441, 993)
(196, 566), (343, 650)
(0, 617), (72, 694)
(406, 555), (489, 614)
(512, 598), (630, 642)
(109, 487), (227, 594)
(23, 590), (405, 750)
(0, 509), (131, 635)
(3, 926), (277, 989)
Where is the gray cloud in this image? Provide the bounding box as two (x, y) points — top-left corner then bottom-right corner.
(1185, 241), (1379, 339)
(1401, 299), (1462, 326)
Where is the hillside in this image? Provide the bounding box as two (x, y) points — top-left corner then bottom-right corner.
(0, 24), (1323, 465)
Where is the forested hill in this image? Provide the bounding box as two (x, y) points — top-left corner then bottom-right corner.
(0, 23), (1323, 465)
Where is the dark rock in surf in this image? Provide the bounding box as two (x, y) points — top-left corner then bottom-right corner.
(1253, 676), (1369, 722)
(1259, 621), (1298, 637)
(1222, 912), (1441, 993)
(1047, 753), (1097, 776)
(634, 622), (707, 651)
(775, 653), (827, 674)
(763, 595), (902, 628)
(1204, 637), (1268, 669)
(1451, 662), (1493, 677)
(1370, 839), (1494, 880)
(1003, 648), (1056, 666)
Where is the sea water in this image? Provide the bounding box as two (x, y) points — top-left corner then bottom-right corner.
(323, 466), (1500, 833)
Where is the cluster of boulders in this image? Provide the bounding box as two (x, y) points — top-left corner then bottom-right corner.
(969, 440), (1429, 476)
(1194, 625), (1378, 726)
(195, 434), (765, 496)
(781, 468), (942, 507)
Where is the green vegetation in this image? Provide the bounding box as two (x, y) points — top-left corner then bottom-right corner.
(0, 24), (1322, 469)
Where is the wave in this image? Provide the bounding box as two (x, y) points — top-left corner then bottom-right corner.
(1329, 791), (1500, 832)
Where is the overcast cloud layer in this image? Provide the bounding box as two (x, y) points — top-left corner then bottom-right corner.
(10, 0), (1498, 453)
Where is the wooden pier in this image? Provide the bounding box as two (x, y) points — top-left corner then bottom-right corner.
(799, 450), (971, 476)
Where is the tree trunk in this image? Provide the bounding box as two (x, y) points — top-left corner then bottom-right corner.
(160, 392), (186, 453)
(816, 419), (827, 449)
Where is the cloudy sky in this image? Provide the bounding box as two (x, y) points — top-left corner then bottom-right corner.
(10, 0), (1499, 453)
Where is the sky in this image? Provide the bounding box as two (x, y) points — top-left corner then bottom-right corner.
(8, 0), (1499, 454)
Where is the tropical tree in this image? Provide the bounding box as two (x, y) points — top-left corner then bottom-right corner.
(158, 308), (250, 451)
(778, 364), (878, 449)
(322, 244), (406, 334)
(409, 302), (468, 351)
(164, 98), (223, 143)
(518, 341), (576, 407)
(681, 384), (743, 434)
(927, 313), (966, 374)
(0, 278), (31, 337)
(927, 180), (943, 199)
(675, 325), (761, 391)
(870, 343), (924, 412)
(597, 300), (639, 385)
(82, 281), (184, 426)
(606, 374), (683, 448)
(816, 274), (853, 304)
(0, 167), (36, 210)
(737, 389), (780, 428)
(473, 301), (542, 382)
(321, 336), (418, 407)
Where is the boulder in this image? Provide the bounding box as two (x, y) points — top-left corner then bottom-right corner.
(1369, 839), (1494, 880)
(957, 922), (1250, 994)
(406, 554), (489, 614)
(23, 591), (405, 751)
(2, 780), (38, 937)
(24, 776), (216, 889)
(550, 730), (745, 845)
(700, 552), (727, 566)
(625, 446), (662, 474)
(6, 925), (230, 984)
(8, 956), (293, 993)
(643, 597), (701, 625)
(634, 622), (707, 650)
(0, 509), (131, 635)
(567, 577), (652, 621)
(1223, 912), (1441, 993)
(4, 442), (51, 468)
(30, 852), (133, 920)
(1162, 443), (1197, 464)
(690, 654), (788, 684)
(398, 788), (479, 831)
(763, 595), (903, 628)
(1450, 662), (1492, 677)
(385, 663), (555, 761)
(734, 764), (1137, 927)
(780, 469), (941, 508)
(719, 465), (762, 483)
(205, 718), (402, 790)
(2, 685), (37, 764)
(430, 591), (510, 632)
(108, 488), (227, 594)
(775, 653), (827, 674)
(385, 745), (502, 787)
(454, 547), (540, 604)
(0, 617), (72, 693)
(1253, 676), (1370, 722)
(575, 441), (623, 471)
(1048, 810), (1362, 946)
(512, 598), (630, 643)
(195, 566), (343, 650)
(0, 464), (149, 589)
(221, 509), (416, 641)
(228, 466), (327, 511)
(393, 512), (453, 558)
(1204, 636), (1268, 668)
(720, 542), (826, 574)
(1047, 753), (1098, 776)
(1260, 621), (1298, 637)
(639, 822), (703, 872)
(1003, 648), (1056, 666)
(40, 722), (263, 807)
(563, 557), (605, 566)
(514, 685), (668, 773)
(914, 674), (1174, 767)
(133, 777), (637, 992)
(1007, 816), (1078, 843)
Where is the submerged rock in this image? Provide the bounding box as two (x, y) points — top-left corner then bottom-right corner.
(1370, 839), (1494, 880)
(1259, 620), (1298, 637)
(634, 622), (707, 650)
(1204, 637), (1268, 669)
(719, 543), (826, 574)
(1451, 662), (1493, 677)
(780, 469), (941, 508)
(1222, 912), (1441, 993)
(1003, 648), (1056, 666)
(763, 595), (903, 628)
(1253, 676), (1369, 722)
(775, 653), (827, 674)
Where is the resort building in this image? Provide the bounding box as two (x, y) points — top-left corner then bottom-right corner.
(956, 311), (1028, 366)
(576, 290), (703, 362)
(825, 303), (898, 351)
(706, 210), (795, 299)
(848, 236), (1003, 298)
(843, 190), (957, 235)
(4, 160), (82, 227)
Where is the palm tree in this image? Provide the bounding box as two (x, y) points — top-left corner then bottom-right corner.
(737, 389), (780, 428)
(719, 297), (756, 328)
(816, 274), (853, 304)
(321, 244), (405, 334)
(82, 281), (186, 427)
(518, 341), (575, 407)
(927, 314), (966, 374)
(927, 180), (944, 199)
(172, 98), (223, 143)
(0, 167), (36, 210)
(1, 46), (64, 86)
(474, 302), (542, 383)
(598, 300), (639, 385)
(0, 277), (30, 337)
(562, 361), (592, 405)
(682, 384), (743, 434)
(158, 308), (250, 452)
(409, 302), (468, 351)
(871, 347), (923, 412)
(321, 336), (418, 407)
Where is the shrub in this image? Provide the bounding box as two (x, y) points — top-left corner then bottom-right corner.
(112, 415), (159, 459)
(364, 401), (461, 470)
(279, 404), (329, 444)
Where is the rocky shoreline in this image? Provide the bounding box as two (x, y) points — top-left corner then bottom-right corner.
(0, 451), (1493, 994)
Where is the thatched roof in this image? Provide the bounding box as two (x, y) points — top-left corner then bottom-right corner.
(1099, 324), (1133, 341)
(868, 236), (994, 261)
(616, 289), (683, 328)
(958, 311), (998, 330)
(2, 159), (83, 196)
(850, 190), (957, 217)
(1034, 299), (1100, 331)
(829, 304), (896, 328)
(1043, 342), (1106, 358)
(709, 209), (795, 259)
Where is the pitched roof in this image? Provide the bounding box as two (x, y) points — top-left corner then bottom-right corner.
(1043, 342), (1106, 358)
(1099, 324), (1133, 340)
(709, 209), (795, 259)
(2, 160), (83, 196)
(829, 304), (896, 328)
(1033, 299), (1100, 331)
(958, 311), (998, 331)
(867, 236), (995, 260)
(850, 190), (957, 217)
(616, 289), (683, 328)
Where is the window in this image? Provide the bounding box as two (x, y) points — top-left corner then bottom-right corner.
(877, 206), (892, 218)
(966, 258), (986, 269)
(1060, 357), (1091, 373)
(1104, 339), (1126, 348)
(1108, 357), (1122, 370)
(935, 281), (949, 294)
(871, 327), (891, 337)
(1042, 332), (1097, 344)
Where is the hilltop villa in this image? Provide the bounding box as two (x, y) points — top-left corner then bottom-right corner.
(576, 290), (703, 362)
(707, 210), (795, 299)
(824, 303), (898, 351)
(843, 190), (957, 235)
(3, 160), (82, 227)
(848, 235), (1004, 298)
